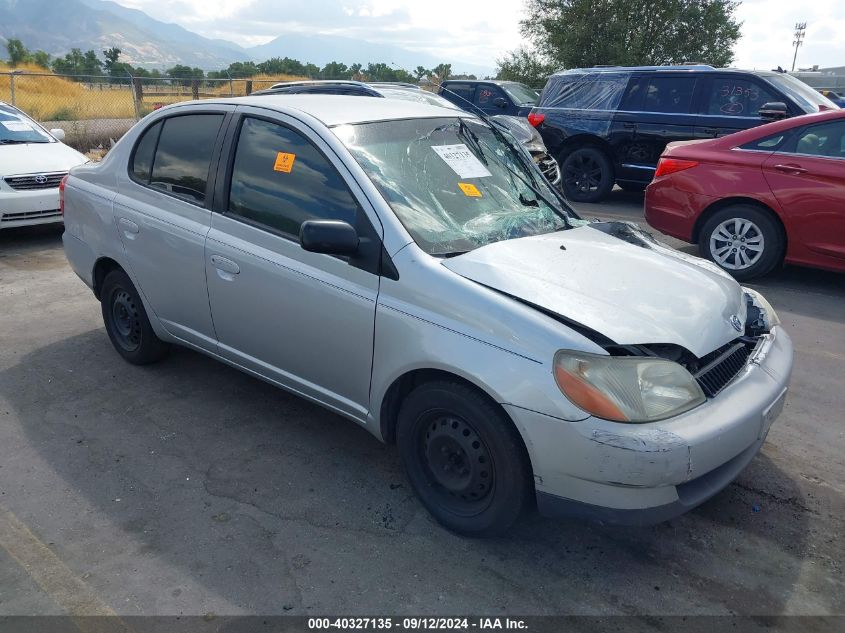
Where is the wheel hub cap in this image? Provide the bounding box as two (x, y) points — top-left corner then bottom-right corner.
(709, 218), (765, 270)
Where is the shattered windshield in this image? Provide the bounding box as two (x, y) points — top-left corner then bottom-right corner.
(334, 117), (573, 255)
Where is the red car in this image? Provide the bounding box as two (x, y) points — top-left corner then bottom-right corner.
(645, 108), (845, 279)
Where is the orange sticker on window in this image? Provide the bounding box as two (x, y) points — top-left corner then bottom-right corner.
(458, 182), (482, 197)
(274, 152), (296, 173)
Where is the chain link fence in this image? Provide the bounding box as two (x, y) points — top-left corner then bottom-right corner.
(0, 71), (295, 150)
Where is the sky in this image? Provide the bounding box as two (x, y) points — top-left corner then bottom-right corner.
(119, 0), (845, 72)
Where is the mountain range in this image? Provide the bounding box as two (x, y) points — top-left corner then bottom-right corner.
(0, 0), (491, 76)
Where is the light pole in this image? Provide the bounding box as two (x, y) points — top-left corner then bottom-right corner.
(791, 22), (806, 72)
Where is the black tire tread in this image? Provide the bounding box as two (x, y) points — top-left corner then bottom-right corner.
(396, 380), (532, 537)
(100, 269), (169, 365)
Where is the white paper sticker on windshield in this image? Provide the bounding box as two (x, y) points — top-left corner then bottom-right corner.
(432, 144), (492, 179)
(1, 120), (34, 132)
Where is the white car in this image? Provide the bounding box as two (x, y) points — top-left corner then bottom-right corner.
(0, 102), (87, 229)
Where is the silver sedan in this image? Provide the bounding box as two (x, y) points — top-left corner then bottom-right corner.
(62, 95), (792, 535)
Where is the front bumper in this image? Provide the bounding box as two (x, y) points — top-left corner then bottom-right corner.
(0, 187), (63, 228)
(506, 326), (793, 525)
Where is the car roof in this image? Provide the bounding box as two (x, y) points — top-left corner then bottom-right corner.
(553, 65), (777, 76)
(442, 79), (521, 86)
(187, 94), (470, 126)
(693, 108), (845, 150)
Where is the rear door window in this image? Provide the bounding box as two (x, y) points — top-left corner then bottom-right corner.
(442, 83), (475, 105)
(642, 77), (697, 113)
(707, 78), (778, 117)
(146, 114), (225, 204)
(474, 85), (506, 108)
(540, 72), (629, 110)
(785, 121), (845, 159)
(226, 117), (360, 237)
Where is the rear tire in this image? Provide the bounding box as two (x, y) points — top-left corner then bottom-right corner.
(560, 146), (614, 203)
(101, 269), (169, 365)
(397, 381), (532, 537)
(698, 205), (784, 281)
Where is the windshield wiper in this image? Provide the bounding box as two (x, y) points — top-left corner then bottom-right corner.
(436, 84), (577, 229)
(0, 139), (31, 145)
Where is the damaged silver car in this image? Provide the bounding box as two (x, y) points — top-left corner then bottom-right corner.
(62, 95), (793, 535)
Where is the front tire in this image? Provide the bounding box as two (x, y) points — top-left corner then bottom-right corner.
(101, 269), (169, 365)
(699, 205), (784, 280)
(560, 146), (614, 203)
(397, 381), (532, 536)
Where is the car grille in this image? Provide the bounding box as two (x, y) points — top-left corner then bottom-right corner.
(693, 340), (754, 398)
(4, 172), (67, 191)
(0, 209), (62, 223)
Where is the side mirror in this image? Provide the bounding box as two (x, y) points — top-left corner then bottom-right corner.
(299, 220), (359, 256)
(493, 97), (507, 109)
(759, 102), (788, 121)
(50, 128), (66, 141)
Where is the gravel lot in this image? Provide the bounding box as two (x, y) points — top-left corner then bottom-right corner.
(0, 192), (842, 619)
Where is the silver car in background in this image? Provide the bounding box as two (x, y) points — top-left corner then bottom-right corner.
(62, 95), (792, 535)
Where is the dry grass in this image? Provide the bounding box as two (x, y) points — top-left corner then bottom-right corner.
(0, 64), (307, 122)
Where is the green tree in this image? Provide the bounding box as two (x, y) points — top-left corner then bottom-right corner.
(495, 48), (555, 87)
(413, 66), (429, 81)
(103, 47), (121, 72)
(5, 38), (30, 66)
(31, 50), (51, 69)
(320, 61), (349, 79)
(51, 48), (103, 78)
(167, 64), (204, 87)
(431, 63), (452, 81)
(520, 0), (742, 69)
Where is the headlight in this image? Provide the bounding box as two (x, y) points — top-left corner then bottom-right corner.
(743, 287), (780, 328)
(553, 350), (706, 423)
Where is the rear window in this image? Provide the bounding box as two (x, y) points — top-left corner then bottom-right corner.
(641, 77), (697, 114)
(540, 72), (629, 110)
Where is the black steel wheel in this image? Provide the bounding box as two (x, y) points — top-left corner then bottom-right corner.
(101, 269), (169, 365)
(397, 381), (532, 536)
(560, 146), (614, 202)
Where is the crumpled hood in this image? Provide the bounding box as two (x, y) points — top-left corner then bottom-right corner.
(0, 143), (87, 177)
(442, 223), (746, 358)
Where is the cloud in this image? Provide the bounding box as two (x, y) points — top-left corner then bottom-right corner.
(119, 0), (524, 68)
(733, 0), (844, 70)
(118, 0), (844, 72)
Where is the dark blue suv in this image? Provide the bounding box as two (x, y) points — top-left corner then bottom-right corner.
(438, 80), (540, 117)
(529, 65), (838, 202)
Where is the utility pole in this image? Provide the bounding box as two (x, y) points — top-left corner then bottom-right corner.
(791, 22), (807, 72)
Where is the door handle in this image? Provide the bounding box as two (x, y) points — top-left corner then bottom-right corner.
(118, 217), (139, 238)
(622, 122), (636, 129)
(210, 254), (240, 275)
(702, 127), (718, 136)
(774, 164), (808, 175)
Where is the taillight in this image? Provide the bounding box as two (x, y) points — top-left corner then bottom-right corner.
(59, 174), (68, 215)
(654, 158), (699, 178)
(527, 111), (545, 127)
